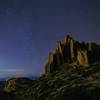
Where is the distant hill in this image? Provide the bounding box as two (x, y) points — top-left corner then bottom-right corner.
(0, 35), (100, 100)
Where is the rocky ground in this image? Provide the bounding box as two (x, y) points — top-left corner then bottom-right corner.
(0, 35), (100, 100)
(0, 62), (100, 100)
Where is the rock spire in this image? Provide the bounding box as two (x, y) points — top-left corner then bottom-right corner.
(45, 35), (100, 74)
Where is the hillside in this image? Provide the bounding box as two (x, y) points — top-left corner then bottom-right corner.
(0, 63), (100, 100)
(0, 35), (100, 100)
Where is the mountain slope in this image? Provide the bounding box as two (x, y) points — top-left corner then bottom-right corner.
(0, 35), (100, 100)
(0, 62), (99, 100)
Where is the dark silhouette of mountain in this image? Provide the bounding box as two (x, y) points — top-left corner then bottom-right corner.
(0, 35), (100, 100)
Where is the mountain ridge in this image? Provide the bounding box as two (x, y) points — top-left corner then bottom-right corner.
(0, 35), (100, 100)
(45, 35), (100, 75)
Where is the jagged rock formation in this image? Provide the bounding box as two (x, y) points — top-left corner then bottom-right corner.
(0, 35), (100, 100)
(45, 35), (100, 74)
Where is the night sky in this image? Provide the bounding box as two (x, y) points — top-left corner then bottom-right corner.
(0, 0), (100, 78)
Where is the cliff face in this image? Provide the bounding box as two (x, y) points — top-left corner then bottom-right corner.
(45, 35), (100, 74)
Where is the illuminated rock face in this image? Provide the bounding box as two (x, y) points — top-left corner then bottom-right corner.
(77, 50), (88, 66)
(4, 79), (16, 92)
(45, 35), (100, 74)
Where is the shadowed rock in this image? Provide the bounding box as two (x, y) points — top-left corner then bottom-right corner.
(87, 43), (92, 51)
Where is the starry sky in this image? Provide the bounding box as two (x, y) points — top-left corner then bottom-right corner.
(0, 0), (100, 78)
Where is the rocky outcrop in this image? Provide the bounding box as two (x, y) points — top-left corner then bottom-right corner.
(45, 35), (100, 74)
(4, 79), (16, 92)
(4, 78), (33, 92)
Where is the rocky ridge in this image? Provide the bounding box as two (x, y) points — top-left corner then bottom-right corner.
(0, 35), (100, 100)
(45, 35), (100, 74)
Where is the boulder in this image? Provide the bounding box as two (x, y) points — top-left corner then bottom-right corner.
(4, 79), (16, 92)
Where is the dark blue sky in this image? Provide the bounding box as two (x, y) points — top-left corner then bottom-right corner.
(0, 0), (99, 78)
